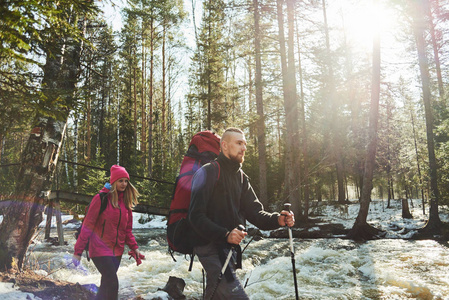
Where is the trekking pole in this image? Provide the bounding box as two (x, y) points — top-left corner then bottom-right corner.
(45, 261), (73, 277)
(284, 203), (299, 300)
(209, 225), (245, 300)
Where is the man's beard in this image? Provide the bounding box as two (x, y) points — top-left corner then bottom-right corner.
(229, 153), (244, 164)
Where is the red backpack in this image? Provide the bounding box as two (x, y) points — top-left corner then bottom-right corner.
(167, 131), (221, 265)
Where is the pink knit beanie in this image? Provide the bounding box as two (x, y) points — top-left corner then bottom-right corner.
(110, 165), (129, 184)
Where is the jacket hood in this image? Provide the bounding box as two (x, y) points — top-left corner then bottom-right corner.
(99, 186), (111, 194)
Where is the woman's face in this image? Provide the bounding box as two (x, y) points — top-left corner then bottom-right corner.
(115, 178), (129, 192)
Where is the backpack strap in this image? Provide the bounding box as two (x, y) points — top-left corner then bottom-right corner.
(186, 162), (219, 271)
(99, 192), (109, 215)
(188, 252), (195, 272)
(211, 161), (220, 182)
(79, 192), (109, 262)
(168, 250), (195, 271)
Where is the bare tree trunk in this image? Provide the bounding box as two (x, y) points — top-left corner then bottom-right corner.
(276, 0), (300, 216)
(98, 64), (106, 159)
(206, 0), (212, 130)
(253, 0), (268, 206)
(0, 118), (67, 270)
(425, 0), (444, 99)
(73, 115), (78, 190)
(387, 175), (392, 208)
(358, 42), (381, 222)
(411, 0), (442, 234)
(191, 0), (199, 43)
(115, 90), (120, 164)
(85, 60), (92, 162)
(321, 0), (345, 204)
(286, 0), (302, 215)
(402, 198), (413, 219)
(295, 3), (309, 219)
(247, 57), (253, 115)
(347, 0), (383, 240)
(86, 98), (91, 162)
(386, 99), (392, 208)
(316, 184), (322, 202)
(148, 17), (154, 177)
(162, 23), (167, 168)
(141, 29), (147, 169)
(408, 101), (426, 215)
(133, 66), (138, 158)
(0, 131), (3, 163)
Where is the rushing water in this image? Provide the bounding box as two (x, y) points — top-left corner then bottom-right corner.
(3, 199), (448, 299)
(24, 226), (449, 300)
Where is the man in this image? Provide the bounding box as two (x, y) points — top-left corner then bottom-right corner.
(189, 127), (295, 299)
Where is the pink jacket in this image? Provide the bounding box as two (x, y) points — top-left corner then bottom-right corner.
(74, 187), (138, 257)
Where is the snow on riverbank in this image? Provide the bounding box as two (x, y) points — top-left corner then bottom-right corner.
(0, 282), (41, 300)
(0, 198), (447, 235)
(1, 198), (448, 299)
(318, 199), (449, 238)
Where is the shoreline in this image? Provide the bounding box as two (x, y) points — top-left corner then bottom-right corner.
(0, 269), (96, 300)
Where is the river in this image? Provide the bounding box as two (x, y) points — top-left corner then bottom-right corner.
(4, 200), (449, 299)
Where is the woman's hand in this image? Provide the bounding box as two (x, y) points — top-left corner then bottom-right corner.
(134, 249), (141, 257)
(128, 249), (145, 266)
(72, 254), (81, 267)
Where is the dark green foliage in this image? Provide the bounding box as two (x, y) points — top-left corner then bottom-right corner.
(0, 164), (20, 199)
(0, 0), (98, 62)
(135, 179), (173, 208)
(1, 0), (99, 124)
(78, 167), (108, 197)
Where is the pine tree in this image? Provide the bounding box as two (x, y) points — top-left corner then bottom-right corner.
(188, 0), (227, 131)
(410, 0), (442, 234)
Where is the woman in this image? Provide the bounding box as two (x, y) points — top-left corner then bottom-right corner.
(73, 165), (142, 300)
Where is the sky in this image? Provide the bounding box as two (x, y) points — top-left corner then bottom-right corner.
(98, 0), (199, 44)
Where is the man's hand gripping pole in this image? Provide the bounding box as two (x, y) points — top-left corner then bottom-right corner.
(209, 225), (245, 300)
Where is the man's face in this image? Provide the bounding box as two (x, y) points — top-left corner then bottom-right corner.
(222, 132), (247, 164)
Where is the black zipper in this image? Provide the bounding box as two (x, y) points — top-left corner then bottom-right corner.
(113, 205), (121, 255)
(101, 220), (106, 238)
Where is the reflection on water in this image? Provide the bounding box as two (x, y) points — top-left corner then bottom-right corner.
(27, 228), (449, 300)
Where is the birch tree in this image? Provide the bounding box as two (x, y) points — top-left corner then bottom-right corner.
(0, 1), (96, 270)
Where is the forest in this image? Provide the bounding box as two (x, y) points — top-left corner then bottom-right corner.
(1, 0), (449, 269)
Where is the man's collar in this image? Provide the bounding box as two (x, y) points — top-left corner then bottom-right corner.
(217, 152), (241, 173)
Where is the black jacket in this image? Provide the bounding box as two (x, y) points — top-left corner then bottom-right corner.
(188, 152), (280, 246)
